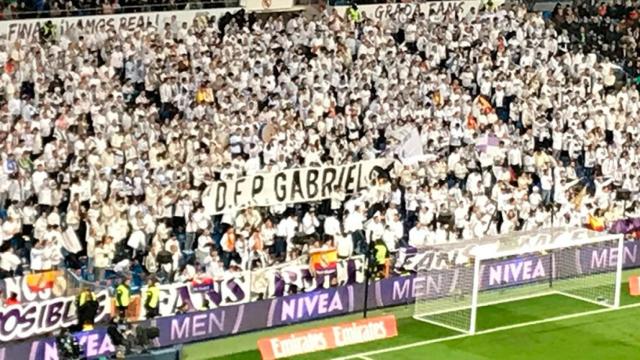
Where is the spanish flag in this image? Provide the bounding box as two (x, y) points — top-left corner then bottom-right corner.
(25, 271), (59, 293)
(432, 90), (443, 108)
(587, 214), (605, 232)
(309, 248), (338, 275)
(476, 95), (493, 114)
(191, 276), (214, 292)
(467, 114), (477, 129)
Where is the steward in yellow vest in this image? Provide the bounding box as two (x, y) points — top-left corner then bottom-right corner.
(145, 278), (160, 319)
(115, 278), (131, 321)
(374, 239), (389, 278)
(76, 287), (97, 328)
(347, 4), (362, 23)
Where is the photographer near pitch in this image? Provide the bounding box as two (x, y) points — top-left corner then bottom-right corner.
(56, 327), (83, 360)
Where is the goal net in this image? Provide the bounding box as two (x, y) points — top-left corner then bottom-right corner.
(412, 228), (624, 335)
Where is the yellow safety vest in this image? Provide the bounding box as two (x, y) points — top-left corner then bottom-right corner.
(375, 244), (387, 265)
(347, 8), (362, 23)
(116, 284), (130, 307)
(78, 291), (94, 307)
(146, 285), (159, 308)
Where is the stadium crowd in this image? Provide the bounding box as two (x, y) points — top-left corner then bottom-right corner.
(550, 1), (640, 86)
(0, 1), (639, 287)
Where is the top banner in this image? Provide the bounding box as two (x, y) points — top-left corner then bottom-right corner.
(202, 159), (391, 215)
(0, 8), (240, 42)
(335, 1), (481, 23)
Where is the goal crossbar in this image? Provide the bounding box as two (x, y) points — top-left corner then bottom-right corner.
(473, 233), (623, 261)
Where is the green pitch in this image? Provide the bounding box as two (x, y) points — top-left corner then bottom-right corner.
(183, 278), (640, 360)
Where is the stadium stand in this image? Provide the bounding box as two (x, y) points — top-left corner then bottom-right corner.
(1, 2), (640, 356)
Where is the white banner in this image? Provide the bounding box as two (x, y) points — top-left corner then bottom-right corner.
(0, 290), (110, 342)
(395, 228), (604, 272)
(134, 258), (365, 319)
(262, 256), (366, 298)
(391, 126), (423, 165)
(137, 271), (251, 320)
(395, 248), (464, 272)
(244, 0), (295, 11)
(0, 8), (240, 42)
(203, 159), (392, 215)
(335, 1), (481, 23)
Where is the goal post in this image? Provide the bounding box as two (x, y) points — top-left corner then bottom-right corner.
(412, 229), (625, 335)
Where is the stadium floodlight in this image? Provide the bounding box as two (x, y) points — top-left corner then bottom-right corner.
(413, 227), (624, 335)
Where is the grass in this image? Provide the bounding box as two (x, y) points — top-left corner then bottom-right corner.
(371, 305), (640, 360)
(183, 276), (640, 360)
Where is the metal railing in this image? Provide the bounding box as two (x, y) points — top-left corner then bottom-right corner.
(63, 268), (110, 296)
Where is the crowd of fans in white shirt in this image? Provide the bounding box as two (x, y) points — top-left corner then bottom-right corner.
(0, 3), (638, 284)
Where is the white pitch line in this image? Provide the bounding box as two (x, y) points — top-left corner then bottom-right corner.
(551, 290), (616, 309)
(414, 291), (556, 318)
(412, 316), (470, 334)
(332, 301), (640, 360)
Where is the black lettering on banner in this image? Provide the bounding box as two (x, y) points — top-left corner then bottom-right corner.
(307, 169), (319, 199)
(37, 301), (46, 328)
(356, 163), (367, 192)
(215, 182), (227, 212)
(90, 19), (101, 32)
(290, 170), (304, 201)
(105, 18), (116, 31)
(57, 20), (65, 36)
(374, 3), (416, 22)
(1, 308), (21, 338)
(84, 19), (96, 32)
(344, 165), (356, 193)
(119, 17), (129, 29)
(374, 5), (388, 20)
(24, 305), (37, 329)
(127, 16), (136, 31)
(139, 15), (150, 28)
(63, 297), (75, 320)
(398, 4), (415, 22)
(14, 24), (24, 41)
(48, 301), (63, 324)
(274, 172), (287, 202)
(233, 178), (246, 207)
(252, 175), (264, 197)
(336, 166), (347, 190)
(94, 19), (106, 33)
(321, 168), (337, 197)
(8, 24), (16, 40)
(370, 3), (469, 23)
(26, 23), (40, 41)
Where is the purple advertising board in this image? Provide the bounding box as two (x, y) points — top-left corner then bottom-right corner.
(0, 328), (115, 360)
(3, 241), (639, 359)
